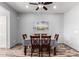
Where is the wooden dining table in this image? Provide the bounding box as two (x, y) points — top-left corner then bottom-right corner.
(23, 39), (58, 56)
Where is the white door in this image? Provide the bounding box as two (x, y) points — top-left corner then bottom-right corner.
(0, 16), (6, 48)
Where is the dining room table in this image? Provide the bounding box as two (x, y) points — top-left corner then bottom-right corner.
(23, 38), (58, 56)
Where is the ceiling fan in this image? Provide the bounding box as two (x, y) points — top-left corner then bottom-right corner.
(29, 2), (53, 11)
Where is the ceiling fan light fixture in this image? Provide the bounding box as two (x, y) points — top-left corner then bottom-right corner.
(38, 4), (43, 8)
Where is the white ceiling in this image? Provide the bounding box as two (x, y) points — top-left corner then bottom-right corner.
(6, 2), (79, 13)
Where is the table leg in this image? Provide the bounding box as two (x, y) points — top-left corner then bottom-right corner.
(54, 47), (56, 55)
(24, 46), (27, 55)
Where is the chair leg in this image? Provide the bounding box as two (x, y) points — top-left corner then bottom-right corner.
(41, 48), (43, 57)
(40, 46), (42, 57)
(24, 46), (27, 55)
(39, 46), (40, 57)
(49, 47), (51, 57)
(31, 48), (33, 57)
(54, 47), (56, 55)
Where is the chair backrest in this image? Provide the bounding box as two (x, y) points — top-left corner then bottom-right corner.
(30, 35), (40, 45)
(54, 34), (59, 41)
(41, 34), (47, 36)
(22, 34), (27, 40)
(34, 34), (40, 36)
(41, 36), (51, 45)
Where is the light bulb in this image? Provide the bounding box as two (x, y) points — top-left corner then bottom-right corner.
(53, 5), (56, 9)
(26, 5), (29, 8)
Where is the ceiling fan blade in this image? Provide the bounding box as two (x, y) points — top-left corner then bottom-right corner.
(36, 7), (39, 10)
(29, 3), (38, 5)
(43, 6), (48, 10)
(43, 2), (53, 5)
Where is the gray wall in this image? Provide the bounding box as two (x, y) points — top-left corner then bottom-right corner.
(0, 2), (18, 48)
(18, 13), (64, 44)
(64, 4), (79, 51)
(0, 6), (10, 48)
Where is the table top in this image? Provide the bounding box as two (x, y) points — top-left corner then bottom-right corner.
(23, 39), (58, 47)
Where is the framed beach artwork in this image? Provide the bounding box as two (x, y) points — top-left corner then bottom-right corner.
(33, 20), (49, 31)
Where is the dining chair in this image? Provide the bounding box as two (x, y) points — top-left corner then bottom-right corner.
(54, 34), (59, 41)
(22, 34), (27, 40)
(53, 34), (59, 55)
(30, 35), (40, 57)
(22, 34), (27, 55)
(41, 35), (51, 57)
